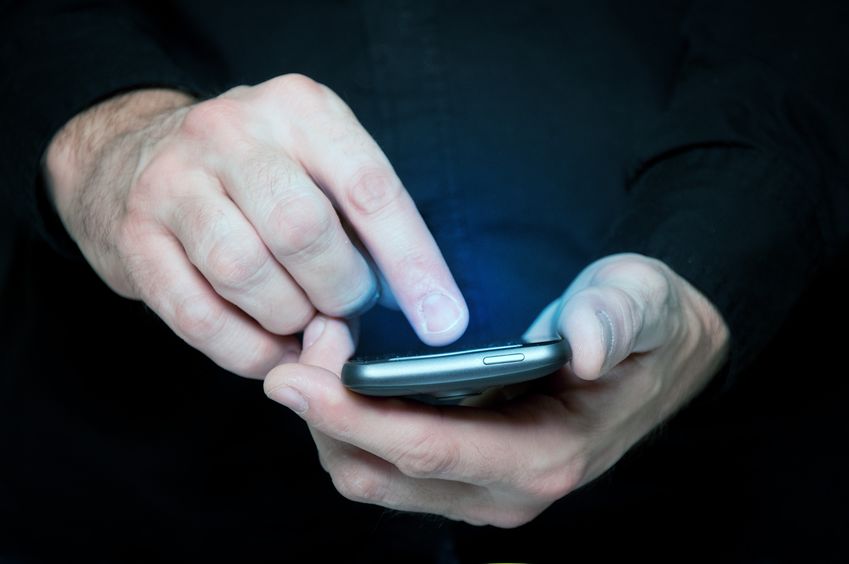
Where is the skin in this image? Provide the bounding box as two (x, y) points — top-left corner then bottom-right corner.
(264, 253), (729, 527)
(45, 78), (729, 525)
(44, 76), (469, 378)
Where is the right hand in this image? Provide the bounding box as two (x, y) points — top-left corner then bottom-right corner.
(44, 74), (468, 378)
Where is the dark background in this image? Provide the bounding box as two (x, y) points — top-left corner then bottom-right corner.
(2, 1), (848, 562)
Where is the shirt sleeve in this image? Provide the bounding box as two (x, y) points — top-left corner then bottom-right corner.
(0, 0), (221, 250)
(599, 1), (849, 383)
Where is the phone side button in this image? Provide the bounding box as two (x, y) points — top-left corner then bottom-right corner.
(482, 353), (525, 365)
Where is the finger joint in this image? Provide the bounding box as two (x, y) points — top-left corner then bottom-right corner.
(205, 237), (267, 290)
(346, 168), (404, 217)
(267, 195), (336, 260)
(331, 464), (389, 504)
(180, 98), (244, 140)
(393, 431), (459, 479)
(173, 295), (227, 344)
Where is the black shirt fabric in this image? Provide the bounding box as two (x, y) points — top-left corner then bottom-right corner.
(1, 1), (848, 562)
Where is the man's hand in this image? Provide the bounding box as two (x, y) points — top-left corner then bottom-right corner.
(264, 253), (729, 526)
(44, 75), (468, 378)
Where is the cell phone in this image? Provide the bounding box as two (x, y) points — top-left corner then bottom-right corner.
(341, 337), (570, 404)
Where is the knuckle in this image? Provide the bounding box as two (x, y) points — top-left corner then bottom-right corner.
(205, 237), (267, 290)
(594, 256), (671, 299)
(266, 195), (336, 259)
(331, 464), (387, 504)
(274, 73), (326, 96)
(393, 432), (459, 479)
(180, 98), (244, 140)
(133, 161), (162, 198)
(624, 260), (671, 299)
(173, 295), (226, 343)
(521, 470), (578, 503)
(592, 257), (674, 336)
(132, 153), (182, 205)
(114, 210), (148, 255)
(220, 84), (251, 98)
(517, 460), (584, 504)
(264, 73), (333, 111)
(346, 167), (404, 217)
(178, 201), (219, 242)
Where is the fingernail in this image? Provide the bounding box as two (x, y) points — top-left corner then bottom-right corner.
(419, 292), (462, 334)
(302, 316), (326, 350)
(268, 386), (308, 414)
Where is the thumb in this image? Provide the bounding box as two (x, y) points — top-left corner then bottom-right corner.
(299, 314), (358, 373)
(523, 297), (564, 341)
(263, 315), (357, 411)
(556, 258), (676, 380)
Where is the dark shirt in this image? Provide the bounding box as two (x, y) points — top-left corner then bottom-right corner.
(1, 1), (848, 562)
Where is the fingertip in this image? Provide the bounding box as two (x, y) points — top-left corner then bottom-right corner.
(558, 295), (607, 381)
(414, 291), (469, 346)
(301, 314), (327, 350)
(300, 314), (357, 370)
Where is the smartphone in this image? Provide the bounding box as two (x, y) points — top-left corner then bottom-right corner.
(341, 337), (570, 404)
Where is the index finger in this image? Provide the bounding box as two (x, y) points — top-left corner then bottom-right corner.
(291, 98), (469, 346)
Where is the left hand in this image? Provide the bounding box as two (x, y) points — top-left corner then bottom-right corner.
(263, 253), (729, 527)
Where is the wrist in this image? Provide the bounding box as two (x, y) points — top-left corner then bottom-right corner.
(42, 88), (194, 217)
